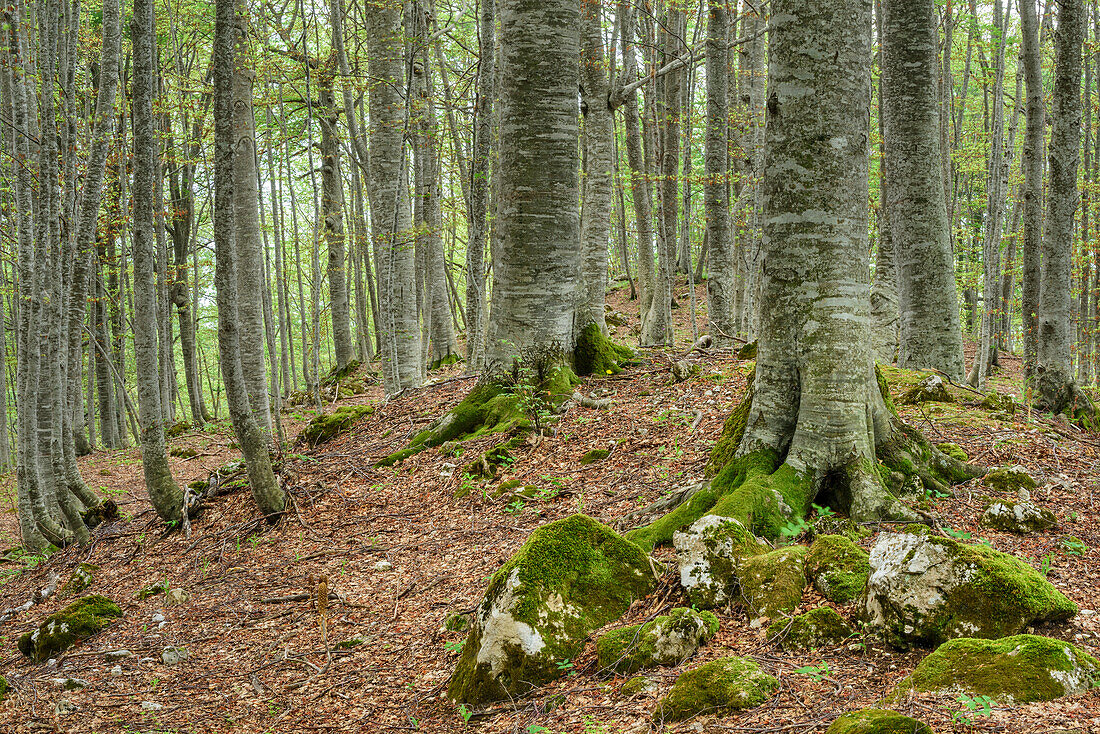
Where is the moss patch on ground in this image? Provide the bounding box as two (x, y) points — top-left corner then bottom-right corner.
(653, 656), (778, 722)
(300, 405), (374, 447)
(17, 595), (122, 662)
(891, 634), (1099, 703)
(825, 709), (933, 734)
(580, 448), (611, 465)
(804, 534), (870, 604)
(767, 607), (854, 651)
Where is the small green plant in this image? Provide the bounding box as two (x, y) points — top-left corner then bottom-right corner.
(944, 526), (972, 540)
(458, 704), (473, 725)
(526, 726), (551, 734)
(778, 516), (810, 543)
(508, 358), (553, 434)
(1062, 536), (1088, 556)
(556, 658), (577, 676)
(444, 639), (465, 653)
(812, 502), (836, 519)
(505, 499), (525, 515)
(1039, 553), (1055, 577)
(949, 692), (994, 726)
(792, 662), (832, 682)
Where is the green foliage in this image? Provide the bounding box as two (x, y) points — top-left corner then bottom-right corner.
(792, 662), (832, 682)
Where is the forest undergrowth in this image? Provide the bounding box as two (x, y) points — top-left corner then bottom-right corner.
(0, 281), (1097, 734)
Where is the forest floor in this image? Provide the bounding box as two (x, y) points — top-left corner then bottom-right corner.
(1, 278), (1098, 734)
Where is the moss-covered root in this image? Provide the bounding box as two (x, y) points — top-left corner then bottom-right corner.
(1035, 369), (1100, 431)
(300, 404), (374, 447)
(574, 322), (634, 376)
(653, 656), (778, 723)
(825, 709), (933, 734)
(626, 449), (819, 548)
(17, 595), (122, 662)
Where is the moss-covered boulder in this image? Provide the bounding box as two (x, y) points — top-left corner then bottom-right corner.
(580, 448), (610, 465)
(597, 607), (719, 675)
(890, 634), (1099, 703)
(61, 563), (99, 597)
(825, 709), (933, 734)
(0, 674), (8, 702)
(447, 515), (658, 705)
(653, 656), (778, 722)
(863, 533), (1077, 649)
(981, 465), (1038, 495)
(980, 499), (1057, 534)
(300, 404), (374, 447)
(17, 595), (123, 662)
(767, 607), (854, 651)
(937, 442), (969, 462)
(621, 675), (656, 697)
(673, 515), (768, 608)
(738, 546), (807, 622)
(805, 535), (871, 604)
(899, 374), (954, 405)
(979, 391), (1017, 417)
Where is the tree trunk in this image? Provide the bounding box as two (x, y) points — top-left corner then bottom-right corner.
(883, 0), (966, 381)
(705, 0), (733, 346)
(465, 0), (494, 372)
(1020, 0), (1044, 382)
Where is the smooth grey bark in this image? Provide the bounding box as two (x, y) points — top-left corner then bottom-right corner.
(1020, 0), (1044, 381)
(871, 0), (899, 364)
(231, 3), (273, 435)
(465, 0), (494, 372)
(484, 0), (582, 372)
(579, 0), (613, 333)
(368, 0), (422, 394)
(1037, 0), (1089, 414)
(740, 0), (909, 520)
(882, 0), (966, 381)
(318, 66), (354, 372)
(705, 0), (733, 346)
(213, 0), (283, 519)
(133, 0), (184, 523)
(970, 0), (1010, 389)
(1080, 17), (1093, 384)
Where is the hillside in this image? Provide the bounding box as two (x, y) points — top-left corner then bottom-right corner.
(1, 287), (1098, 734)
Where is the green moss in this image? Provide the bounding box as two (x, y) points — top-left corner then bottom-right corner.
(17, 595), (122, 662)
(580, 449), (610, 465)
(461, 434), (527, 479)
(61, 563), (99, 597)
(705, 368), (755, 477)
(737, 341), (758, 360)
(334, 637), (365, 650)
(408, 383), (528, 451)
(596, 607), (719, 675)
(892, 635), (1099, 703)
(376, 446), (424, 467)
(738, 546), (807, 620)
(767, 607), (854, 651)
(448, 514), (657, 704)
(169, 446), (198, 459)
(937, 442), (969, 462)
(982, 465), (1038, 494)
(0, 675), (7, 701)
(875, 364), (896, 415)
(429, 353), (462, 371)
(165, 421), (192, 438)
(805, 535), (870, 604)
(136, 579), (169, 599)
(188, 479), (208, 493)
(574, 322), (634, 376)
(825, 709), (933, 734)
(321, 359), (361, 387)
(653, 656), (778, 722)
(444, 612), (469, 632)
(979, 391), (1018, 416)
(810, 516), (872, 542)
(300, 404), (374, 447)
(899, 376), (955, 405)
(621, 676), (653, 697)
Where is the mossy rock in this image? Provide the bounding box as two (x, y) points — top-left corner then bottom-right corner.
(448, 514), (658, 705)
(673, 514), (768, 608)
(805, 535), (870, 604)
(738, 546), (807, 622)
(462, 435), (526, 480)
(979, 390), (1017, 416)
(136, 579), (169, 600)
(653, 656), (778, 722)
(61, 563), (99, 597)
(890, 634), (1099, 703)
(17, 595), (122, 662)
(0, 674), (8, 702)
(937, 442), (969, 462)
(809, 515), (872, 542)
(165, 421), (192, 438)
(168, 446), (198, 459)
(444, 612), (469, 633)
(621, 675), (655, 697)
(736, 341), (757, 360)
(981, 465), (1038, 494)
(321, 359), (361, 387)
(300, 405), (374, 447)
(596, 607), (719, 675)
(825, 709), (933, 734)
(899, 374), (954, 405)
(863, 532), (1078, 649)
(767, 607), (854, 651)
(981, 499), (1057, 534)
(580, 449), (610, 465)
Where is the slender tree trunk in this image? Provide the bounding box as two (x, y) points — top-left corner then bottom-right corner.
(705, 0), (733, 346)
(1021, 0), (1045, 382)
(465, 0), (494, 372)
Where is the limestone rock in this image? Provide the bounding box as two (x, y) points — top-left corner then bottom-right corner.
(891, 634), (1099, 703)
(825, 709), (933, 734)
(899, 374), (954, 405)
(805, 534), (871, 604)
(448, 514), (658, 705)
(597, 607), (719, 675)
(164, 588), (191, 606)
(981, 499), (1057, 534)
(862, 533), (1077, 649)
(738, 546), (807, 623)
(767, 607), (854, 651)
(621, 676), (657, 697)
(17, 595), (122, 662)
(61, 563), (98, 597)
(654, 656), (778, 722)
(673, 514), (767, 608)
(161, 646), (189, 666)
(982, 465), (1038, 494)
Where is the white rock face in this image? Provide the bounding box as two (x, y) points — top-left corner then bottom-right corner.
(981, 500), (1057, 534)
(474, 568), (548, 677)
(674, 515), (765, 608)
